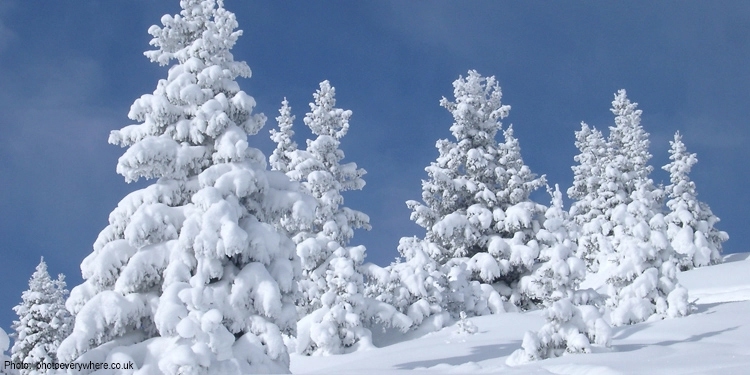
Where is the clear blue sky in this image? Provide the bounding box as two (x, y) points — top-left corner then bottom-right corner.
(1, 1), (748, 333)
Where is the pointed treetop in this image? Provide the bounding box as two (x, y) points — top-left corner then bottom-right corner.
(608, 89), (652, 180)
(146, 0), (247, 69)
(548, 184), (564, 212)
(440, 70), (511, 143)
(663, 131), (698, 200)
(269, 98), (298, 172)
(304, 80), (351, 139)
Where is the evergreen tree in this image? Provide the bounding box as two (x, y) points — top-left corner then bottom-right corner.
(57, 1), (315, 373)
(510, 186), (611, 364)
(597, 91), (687, 325)
(280, 81), (408, 355)
(269, 98), (297, 173)
(366, 237), (450, 327)
(10, 258), (72, 374)
(405, 70), (544, 312)
(568, 123), (611, 270)
(663, 132), (727, 269)
(284, 81), (370, 313)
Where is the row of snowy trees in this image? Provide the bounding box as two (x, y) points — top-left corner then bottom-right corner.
(2, 0), (728, 373)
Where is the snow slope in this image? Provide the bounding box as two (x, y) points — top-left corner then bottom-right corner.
(291, 253), (750, 374)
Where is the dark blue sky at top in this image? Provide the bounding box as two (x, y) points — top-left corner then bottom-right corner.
(0, 1), (748, 332)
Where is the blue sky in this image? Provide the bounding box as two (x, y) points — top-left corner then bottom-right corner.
(1, 1), (748, 332)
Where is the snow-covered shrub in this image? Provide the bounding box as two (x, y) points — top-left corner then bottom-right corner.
(57, 1), (315, 373)
(11, 258), (72, 374)
(510, 186), (611, 364)
(365, 238), (449, 328)
(662, 131), (727, 270)
(455, 312), (478, 335)
(295, 246), (411, 355)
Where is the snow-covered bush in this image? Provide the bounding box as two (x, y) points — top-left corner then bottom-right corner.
(365, 237), (450, 329)
(663, 131), (727, 270)
(10, 258), (72, 374)
(455, 312), (478, 335)
(57, 1), (315, 373)
(510, 186), (611, 364)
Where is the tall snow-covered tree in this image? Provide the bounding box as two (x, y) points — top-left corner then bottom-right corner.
(275, 81), (408, 355)
(283, 81), (370, 314)
(597, 90), (687, 325)
(10, 258), (72, 374)
(405, 70), (544, 311)
(663, 132), (727, 269)
(57, 1), (314, 373)
(568, 123), (611, 270)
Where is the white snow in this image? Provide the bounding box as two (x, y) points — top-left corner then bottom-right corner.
(289, 253), (750, 374)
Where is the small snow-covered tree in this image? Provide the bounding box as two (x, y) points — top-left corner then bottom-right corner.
(598, 91), (687, 326)
(365, 237), (450, 329)
(663, 131), (727, 270)
(57, 1), (314, 373)
(405, 70), (544, 312)
(10, 258), (72, 374)
(510, 186), (610, 364)
(269, 98), (297, 173)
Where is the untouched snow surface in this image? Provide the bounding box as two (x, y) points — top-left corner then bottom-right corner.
(291, 253), (750, 374)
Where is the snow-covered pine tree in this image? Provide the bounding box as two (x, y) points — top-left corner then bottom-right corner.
(10, 258), (72, 374)
(510, 186), (610, 364)
(405, 70), (544, 313)
(281, 81), (408, 355)
(568, 123), (612, 270)
(269, 98), (297, 174)
(285, 81), (368, 316)
(57, 1), (315, 373)
(663, 131), (727, 270)
(598, 90), (688, 326)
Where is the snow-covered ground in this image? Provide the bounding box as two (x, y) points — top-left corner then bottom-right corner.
(291, 253), (750, 374)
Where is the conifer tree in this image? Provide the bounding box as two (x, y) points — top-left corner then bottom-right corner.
(279, 81), (408, 355)
(510, 186), (610, 364)
(269, 98), (297, 173)
(282, 81), (370, 314)
(10, 258), (72, 374)
(366, 237), (450, 327)
(598, 91), (687, 325)
(663, 132), (727, 269)
(57, 1), (314, 373)
(568, 123), (611, 270)
(405, 70), (544, 312)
